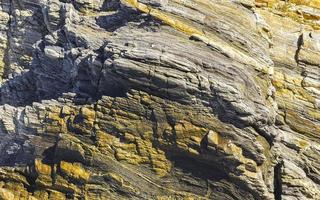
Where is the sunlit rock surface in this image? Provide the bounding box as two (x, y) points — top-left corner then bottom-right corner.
(0, 0), (319, 199)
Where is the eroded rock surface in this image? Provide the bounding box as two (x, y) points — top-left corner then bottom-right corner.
(0, 0), (319, 199)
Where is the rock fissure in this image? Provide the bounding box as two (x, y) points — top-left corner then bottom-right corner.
(0, 0), (319, 199)
(273, 161), (283, 200)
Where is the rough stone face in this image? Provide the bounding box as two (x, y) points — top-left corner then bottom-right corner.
(0, 0), (319, 199)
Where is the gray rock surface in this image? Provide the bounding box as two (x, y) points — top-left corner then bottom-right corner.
(0, 0), (319, 199)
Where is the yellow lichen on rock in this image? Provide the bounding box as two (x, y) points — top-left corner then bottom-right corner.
(35, 159), (52, 175)
(113, 135), (172, 177)
(60, 161), (90, 182)
(256, 0), (320, 29)
(207, 130), (258, 172)
(256, 0), (320, 8)
(0, 188), (15, 200)
(289, 0), (320, 9)
(1, 0), (320, 199)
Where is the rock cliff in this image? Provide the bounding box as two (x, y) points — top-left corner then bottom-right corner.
(0, 0), (319, 199)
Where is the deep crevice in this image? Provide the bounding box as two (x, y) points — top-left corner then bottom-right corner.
(294, 33), (304, 66)
(274, 161), (283, 200)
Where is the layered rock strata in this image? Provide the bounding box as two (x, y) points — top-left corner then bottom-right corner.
(0, 0), (319, 199)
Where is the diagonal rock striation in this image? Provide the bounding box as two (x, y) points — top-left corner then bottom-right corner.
(0, 0), (319, 199)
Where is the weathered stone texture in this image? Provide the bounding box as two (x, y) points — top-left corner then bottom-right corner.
(0, 0), (319, 199)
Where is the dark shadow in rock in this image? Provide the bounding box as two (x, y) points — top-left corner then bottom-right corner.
(101, 0), (121, 11)
(96, 6), (149, 32)
(274, 161), (283, 200)
(0, 71), (37, 106)
(165, 154), (254, 200)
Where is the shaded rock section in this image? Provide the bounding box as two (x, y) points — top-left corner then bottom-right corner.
(0, 0), (319, 199)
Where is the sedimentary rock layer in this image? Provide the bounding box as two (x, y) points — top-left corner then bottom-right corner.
(0, 0), (319, 199)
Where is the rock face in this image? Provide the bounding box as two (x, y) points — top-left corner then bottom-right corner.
(0, 0), (319, 199)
